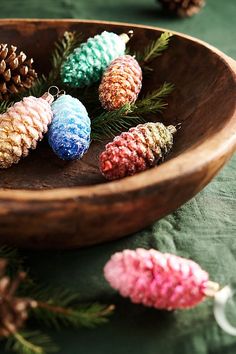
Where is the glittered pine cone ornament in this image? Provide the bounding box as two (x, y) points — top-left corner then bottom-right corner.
(99, 55), (142, 111)
(99, 122), (176, 180)
(0, 259), (35, 337)
(0, 44), (37, 100)
(48, 94), (91, 160)
(158, 0), (205, 17)
(0, 92), (54, 168)
(61, 31), (132, 88)
(104, 249), (218, 310)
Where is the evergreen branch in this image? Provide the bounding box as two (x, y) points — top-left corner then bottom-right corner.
(23, 31), (83, 98)
(32, 302), (114, 330)
(6, 331), (57, 354)
(133, 82), (174, 115)
(48, 31), (83, 84)
(0, 246), (24, 276)
(24, 286), (114, 330)
(91, 83), (173, 140)
(135, 32), (173, 65)
(91, 104), (145, 140)
(0, 100), (12, 114)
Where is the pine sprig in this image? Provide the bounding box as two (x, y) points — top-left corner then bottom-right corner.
(6, 331), (57, 354)
(26, 286), (114, 330)
(0, 100), (12, 114)
(0, 246), (24, 276)
(91, 82), (174, 140)
(91, 104), (145, 140)
(32, 302), (114, 330)
(135, 32), (173, 65)
(49, 31), (83, 84)
(23, 31), (83, 98)
(133, 82), (174, 115)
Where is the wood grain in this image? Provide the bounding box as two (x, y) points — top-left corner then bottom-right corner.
(0, 19), (235, 248)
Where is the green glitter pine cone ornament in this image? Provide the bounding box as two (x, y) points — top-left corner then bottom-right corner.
(99, 55), (142, 111)
(99, 122), (177, 180)
(61, 31), (133, 88)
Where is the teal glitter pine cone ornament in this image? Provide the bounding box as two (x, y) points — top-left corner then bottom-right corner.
(48, 94), (91, 161)
(61, 31), (133, 88)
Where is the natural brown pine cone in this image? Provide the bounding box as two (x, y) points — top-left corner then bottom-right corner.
(0, 259), (36, 337)
(158, 0), (205, 17)
(0, 44), (37, 100)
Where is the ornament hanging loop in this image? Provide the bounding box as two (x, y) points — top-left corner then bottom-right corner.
(42, 86), (66, 104)
(214, 283), (236, 336)
(48, 86), (66, 98)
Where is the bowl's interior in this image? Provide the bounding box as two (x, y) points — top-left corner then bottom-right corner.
(0, 20), (235, 190)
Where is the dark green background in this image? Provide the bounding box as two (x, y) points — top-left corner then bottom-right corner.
(1, 0), (236, 353)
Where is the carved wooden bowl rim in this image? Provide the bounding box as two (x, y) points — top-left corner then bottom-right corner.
(0, 19), (236, 201)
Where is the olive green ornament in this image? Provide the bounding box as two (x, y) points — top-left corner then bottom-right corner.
(61, 31), (133, 88)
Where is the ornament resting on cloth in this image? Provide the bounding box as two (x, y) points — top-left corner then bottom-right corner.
(158, 0), (205, 17)
(0, 43), (37, 100)
(104, 248), (236, 336)
(61, 30), (133, 88)
(99, 55), (142, 111)
(0, 91), (54, 168)
(48, 94), (91, 160)
(99, 122), (176, 180)
(0, 259), (36, 337)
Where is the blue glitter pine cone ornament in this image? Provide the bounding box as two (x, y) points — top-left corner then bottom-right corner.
(48, 94), (91, 161)
(61, 31), (133, 88)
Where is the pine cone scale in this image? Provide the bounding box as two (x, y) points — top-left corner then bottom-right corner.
(158, 0), (205, 17)
(0, 44), (37, 99)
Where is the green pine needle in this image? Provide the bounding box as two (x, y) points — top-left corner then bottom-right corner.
(91, 82), (174, 140)
(0, 100), (12, 114)
(25, 286), (114, 330)
(22, 31), (83, 98)
(0, 246), (24, 276)
(6, 331), (57, 354)
(133, 82), (174, 115)
(32, 302), (114, 330)
(91, 104), (145, 140)
(135, 32), (173, 65)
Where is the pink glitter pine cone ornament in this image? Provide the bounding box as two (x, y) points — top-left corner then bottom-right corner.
(99, 55), (142, 111)
(104, 248), (220, 310)
(0, 91), (54, 168)
(99, 122), (176, 180)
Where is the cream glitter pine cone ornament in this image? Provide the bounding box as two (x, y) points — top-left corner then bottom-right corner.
(61, 31), (133, 88)
(99, 55), (142, 111)
(99, 122), (177, 180)
(0, 43), (37, 100)
(0, 91), (54, 169)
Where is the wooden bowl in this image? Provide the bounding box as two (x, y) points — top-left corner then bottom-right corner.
(0, 19), (235, 249)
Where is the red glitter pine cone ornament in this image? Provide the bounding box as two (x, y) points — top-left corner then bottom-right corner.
(99, 122), (177, 180)
(104, 249), (219, 310)
(99, 55), (142, 111)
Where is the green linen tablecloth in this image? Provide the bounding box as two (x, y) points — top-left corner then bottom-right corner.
(1, 0), (236, 353)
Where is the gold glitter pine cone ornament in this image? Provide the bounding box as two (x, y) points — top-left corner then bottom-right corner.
(158, 0), (205, 17)
(0, 92), (54, 169)
(0, 259), (36, 337)
(99, 55), (142, 111)
(99, 122), (177, 180)
(0, 44), (37, 100)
